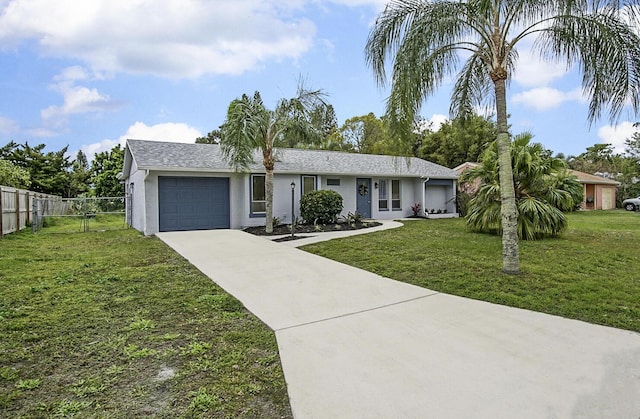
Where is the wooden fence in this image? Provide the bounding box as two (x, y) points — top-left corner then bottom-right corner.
(0, 185), (60, 238)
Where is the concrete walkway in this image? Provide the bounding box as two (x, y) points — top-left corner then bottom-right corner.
(157, 226), (640, 418)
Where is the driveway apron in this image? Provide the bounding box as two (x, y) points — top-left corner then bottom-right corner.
(157, 230), (640, 419)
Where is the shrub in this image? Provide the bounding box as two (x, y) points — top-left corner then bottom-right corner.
(341, 211), (363, 226)
(300, 190), (343, 224)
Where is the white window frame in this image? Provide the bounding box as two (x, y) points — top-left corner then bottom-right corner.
(301, 175), (317, 196)
(378, 179), (401, 211)
(250, 174), (266, 217)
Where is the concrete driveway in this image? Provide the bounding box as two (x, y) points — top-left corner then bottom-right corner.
(157, 229), (640, 419)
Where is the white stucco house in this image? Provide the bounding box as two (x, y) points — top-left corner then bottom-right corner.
(122, 139), (459, 235)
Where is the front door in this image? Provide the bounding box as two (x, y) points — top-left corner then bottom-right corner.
(356, 178), (372, 218)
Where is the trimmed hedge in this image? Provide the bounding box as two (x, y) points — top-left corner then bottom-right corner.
(300, 190), (343, 224)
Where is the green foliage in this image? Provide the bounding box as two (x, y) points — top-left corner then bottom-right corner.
(195, 129), (223, 144)
(340, 113), (388, 154)
(341, 211), (363, 226)
(464, 134), (583, 240)
(91, 145), (124, 197)
(300, 189), (343, 224)
(1, 141), (72, 196)
(68, 151), (90, 197)
(0, 159), (31, 189)
(416, 114), (496, 168)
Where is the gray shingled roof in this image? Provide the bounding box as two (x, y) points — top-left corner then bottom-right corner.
(125, 139), (459, 178)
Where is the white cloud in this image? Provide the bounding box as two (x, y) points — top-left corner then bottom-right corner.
(512, 87), (585, 111)
(0, 115), (18, 134)
(40, 66), (121, 127)
(512, 47), (569, 88)
(597, 121), (637, 154)
(327, 0), (387, 9)
(0, 0), (317, 78)
(80, 121), (202, 162)
(41, 84), (115, 122)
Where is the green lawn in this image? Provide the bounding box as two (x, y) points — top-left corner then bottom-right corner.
(0, 229), (292, 418)
(302, 210), (640, 333)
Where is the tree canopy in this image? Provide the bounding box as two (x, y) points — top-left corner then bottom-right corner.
(416, 114), (496, 168)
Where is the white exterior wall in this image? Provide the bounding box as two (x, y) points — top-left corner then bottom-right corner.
(371, 177), (417, 219)
(126, 159), (148, 234)
(125, 168), (457, 235)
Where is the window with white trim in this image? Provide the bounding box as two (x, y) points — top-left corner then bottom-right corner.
(302, 175), (317, 195)
(391, 179), (401, 210)
(251, 174), (266, 215)
(378, 179), (401, 211)
(378, 179), (388, 210)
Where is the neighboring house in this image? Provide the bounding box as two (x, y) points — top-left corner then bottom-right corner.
(453, 162), (480, 195)
(122, 139), (459, 235)
(568, 169), (620, 210)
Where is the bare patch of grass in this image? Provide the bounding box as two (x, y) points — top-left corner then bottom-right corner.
(303, 210), (640, 332)
(0, 229), (291, 417)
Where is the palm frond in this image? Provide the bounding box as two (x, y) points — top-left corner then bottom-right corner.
(536, 6), (640, 123)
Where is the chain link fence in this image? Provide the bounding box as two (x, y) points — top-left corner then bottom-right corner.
(32, 196), (130, 233)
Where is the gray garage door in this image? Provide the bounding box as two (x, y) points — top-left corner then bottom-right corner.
(158, 176), (230, 232)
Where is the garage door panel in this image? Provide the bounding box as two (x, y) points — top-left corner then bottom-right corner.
(158, 176), (230, 232)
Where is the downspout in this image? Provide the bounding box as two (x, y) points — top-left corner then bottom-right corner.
(143, 169), (150, 234)
(422, 177), (430, 217)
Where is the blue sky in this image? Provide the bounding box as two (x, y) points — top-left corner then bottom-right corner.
(0, 0), (638, 163)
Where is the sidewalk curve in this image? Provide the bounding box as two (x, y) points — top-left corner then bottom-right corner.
(157, 229), (640, 419)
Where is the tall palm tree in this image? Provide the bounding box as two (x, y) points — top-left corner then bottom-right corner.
(366, 0), (640, 273)
(463, 133), (583, 240)
(220, 88), (325, 233)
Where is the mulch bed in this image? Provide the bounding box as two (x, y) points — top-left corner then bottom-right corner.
(243, 221), (382, 236)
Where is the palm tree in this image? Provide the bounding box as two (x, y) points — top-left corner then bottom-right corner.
(366, 0), (640, 273)
(220, 88), (326, 233)
(463, 133), (583, 240)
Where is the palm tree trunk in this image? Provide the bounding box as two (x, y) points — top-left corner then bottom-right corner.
(265, 169), (274, 234)
(494, 78), (519, 274)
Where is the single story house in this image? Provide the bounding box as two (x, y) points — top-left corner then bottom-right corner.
(568, 169), (620, 210)
(122, 139), (459, 235)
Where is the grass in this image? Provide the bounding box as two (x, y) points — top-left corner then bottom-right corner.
(0, 228), (292, 418)
(302, 210), (640, 333)
(36, 213), (128, 233)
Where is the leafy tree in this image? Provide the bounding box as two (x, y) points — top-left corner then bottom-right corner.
(365, 0), (640, 273)
(276, 100), (335, 148)
(1, 142), (72, 196)
(91, 145), (125, 197)
(0, 159), (31, 189)
(67, 150), (91, 197)
(310, 103), (339, 140)
(463, 134), (583, 240)
(417, 114), (496, 168)
(340, 113), (388, 154)
(195, 129), (223, 144)
(220, 87), (326, 233)
(568, 143), (622, 174)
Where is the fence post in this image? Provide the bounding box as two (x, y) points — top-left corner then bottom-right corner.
(15, 189), (20, 233)
(25, 191), (31, 226)
(0, 186), (4, 238)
